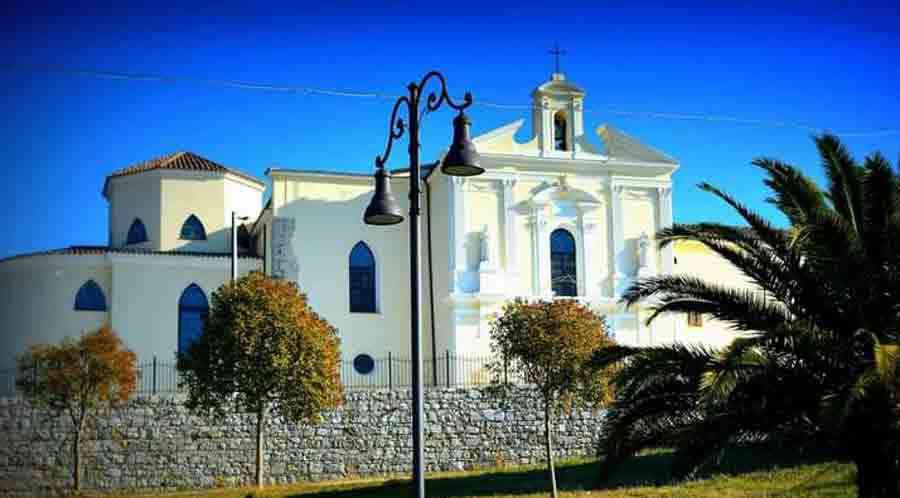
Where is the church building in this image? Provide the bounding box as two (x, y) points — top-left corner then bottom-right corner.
(0, 72), (747, 386)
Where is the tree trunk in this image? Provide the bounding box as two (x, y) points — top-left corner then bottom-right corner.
(854, 451), (900, 498)
(73, 425), (82, 491)
(255, 402), (267, 488)
(543, 400), (558, 498)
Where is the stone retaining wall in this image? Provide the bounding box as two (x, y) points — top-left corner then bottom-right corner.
(0, 387), (605, 496)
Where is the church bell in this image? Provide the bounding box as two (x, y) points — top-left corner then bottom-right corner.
(364, 167), (404, 225)
(440, 111), (483, 177)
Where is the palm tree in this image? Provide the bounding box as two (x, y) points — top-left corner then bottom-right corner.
(594, 134), (900, 498)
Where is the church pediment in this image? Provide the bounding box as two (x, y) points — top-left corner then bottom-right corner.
(471, 119), (529, 154)
(597, 125), (678, 165)
(468, 72), (675, 168)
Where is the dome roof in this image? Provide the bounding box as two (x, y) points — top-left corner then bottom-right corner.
(532, 73), (585, 97)
(102, 151), (264, 198)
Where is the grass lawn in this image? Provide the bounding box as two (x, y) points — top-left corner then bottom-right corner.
(87, 447), (856, 498)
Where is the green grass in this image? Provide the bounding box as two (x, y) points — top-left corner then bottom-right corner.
(86, 447), (856, 498)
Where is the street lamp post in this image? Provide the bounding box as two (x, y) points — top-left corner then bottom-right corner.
(363, 70), (483, 498)
(231, 211), (249, 282)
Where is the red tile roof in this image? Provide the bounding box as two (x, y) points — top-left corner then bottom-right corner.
(102, 151), (265, 197)
(0, 246), (261, 264)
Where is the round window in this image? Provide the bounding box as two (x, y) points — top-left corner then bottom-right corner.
(353, 354), (375, 375)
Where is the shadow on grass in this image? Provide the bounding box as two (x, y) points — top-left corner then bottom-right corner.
(279, 445), (840, 498)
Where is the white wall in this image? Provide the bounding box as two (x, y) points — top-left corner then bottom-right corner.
(224, 174), (266, 241)
(670, 240), (754, 348)
(270, 172), (412, 369)
(0, 255), (111, 368)
(443, 165), (672, 355)
(426, 172), (454, 358)
(160, 172), (228, 253)
(107, 170), (265, 254)
(0, 253), (261, 369)
(108, 254), (260, 361)
(108, 173), (162, 249)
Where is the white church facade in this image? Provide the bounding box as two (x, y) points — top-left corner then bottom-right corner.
(0, 73), (747, 386)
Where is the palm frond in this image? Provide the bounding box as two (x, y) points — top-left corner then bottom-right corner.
(755, 157), (827, 226)
(816, 133), (863, 235)
(623, 274), (791, 333)
(603, 135), (900, 489)
(874, 341), (900, 387)
(612, 343), (715, 399)
(697, 182), (793, 256)
(861, 152), (896, 267)
(600, 375), (705, 477)
(699, 339), (770, 409)
(654, 223), (829, 323)
(590, 344), (642, 370)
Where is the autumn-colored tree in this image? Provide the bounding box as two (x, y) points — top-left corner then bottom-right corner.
(489, 299), (616, 498)
(16, 325), (138, 492)
(177, 271), (343, 488)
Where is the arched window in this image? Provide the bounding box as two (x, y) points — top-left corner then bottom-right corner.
(178, 284), (208, 355)
(349, 242), (376, 313)
(74, 280), (107, 311)
(127, 218), (148, 245)
(179, 215), (207, 241)
(550, 228), (577, 297)
(554, 111), (568, 151)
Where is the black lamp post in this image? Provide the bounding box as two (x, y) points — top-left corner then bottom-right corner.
(363, 70), (482, 498)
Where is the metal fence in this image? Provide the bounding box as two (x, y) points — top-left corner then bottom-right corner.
(0, 353), (527, 397)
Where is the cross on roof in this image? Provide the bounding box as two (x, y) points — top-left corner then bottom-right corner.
(549, 43), (566, 74)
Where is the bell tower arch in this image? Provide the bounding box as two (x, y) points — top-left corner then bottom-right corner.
(531, 72), (586, 157)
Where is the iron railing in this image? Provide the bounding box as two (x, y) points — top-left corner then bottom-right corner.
(0, 352), (527, 397)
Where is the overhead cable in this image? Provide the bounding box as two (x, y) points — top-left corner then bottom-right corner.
(4, 64), (899, 137)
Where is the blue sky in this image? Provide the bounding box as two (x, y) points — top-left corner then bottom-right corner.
(1, 0), (898, 259)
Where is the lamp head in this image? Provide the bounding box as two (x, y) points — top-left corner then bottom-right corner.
(440, 111), (483, 177)
(364, 167), (404, 225)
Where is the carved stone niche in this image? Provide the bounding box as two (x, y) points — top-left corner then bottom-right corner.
(477, 224), (506, 294)
(636, 231), (654, 277)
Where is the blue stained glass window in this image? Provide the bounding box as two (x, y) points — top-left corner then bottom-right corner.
(127, 219), (148, 245)
(179, 215), (207, 241)
(550, 228), (577, 297)
(349, 242), (376, 313)
(74, 280), (107, 311)
(178, 284), (208, 355)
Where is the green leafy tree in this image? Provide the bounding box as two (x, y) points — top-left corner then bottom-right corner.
(177, 271), (343, 488)
(489, 299), (616, 498)
(594, 134), (900, 498)
(16, 325), (138, 492)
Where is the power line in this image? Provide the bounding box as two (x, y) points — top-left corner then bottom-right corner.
(2, 64), (400, 100)
(4, 63), (900, 138)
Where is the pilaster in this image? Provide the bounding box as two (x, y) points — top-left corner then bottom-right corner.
(539, 97), (552, 157)
(529, 205), (550, 295)
(501, 179), (517, 272)
(657, 186), (673, 274)
(451, 177), (467, 293)
(610, 184), (627, 296)
(580, 214), (603, 299)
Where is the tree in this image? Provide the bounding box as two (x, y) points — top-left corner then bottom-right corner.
(594, 134), (900, 498)
(489, 299), (616, 498)
(177, 271), (343, 488)
(16, 325), (138, 492)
